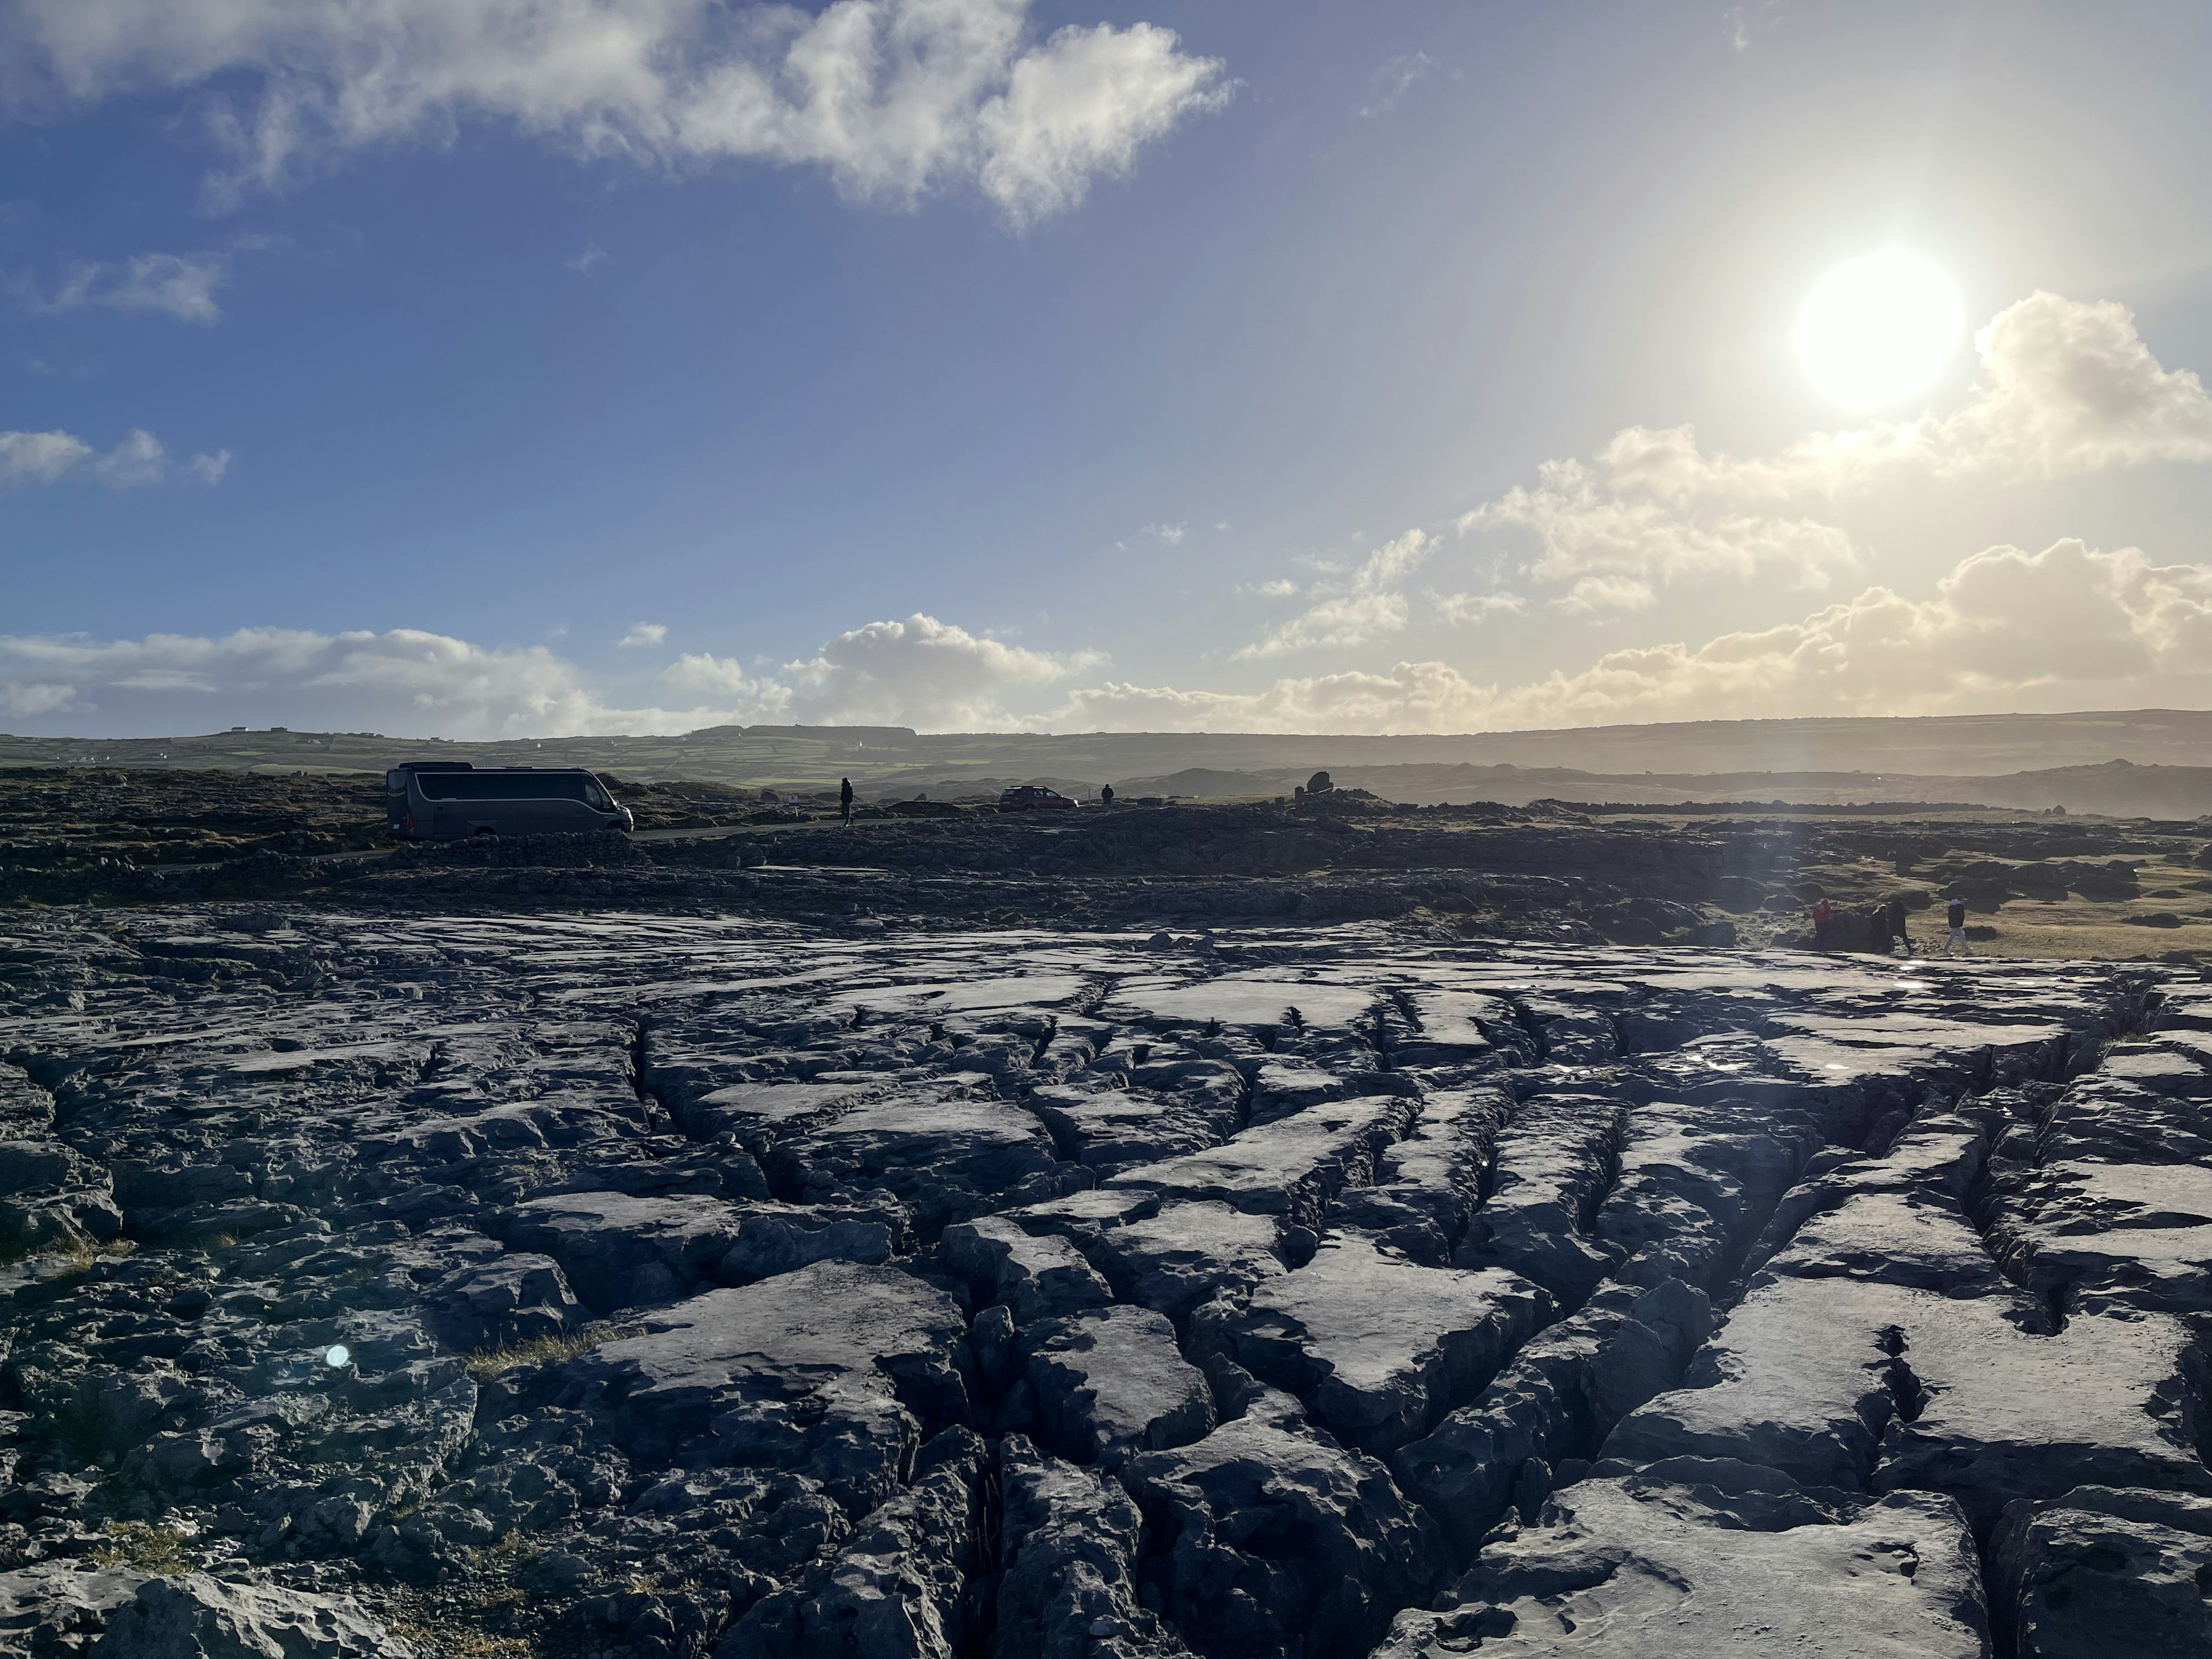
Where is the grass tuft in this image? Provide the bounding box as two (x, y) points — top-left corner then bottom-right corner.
(464, 1324), (621, 1380)
(92, 1520), (196, 1574)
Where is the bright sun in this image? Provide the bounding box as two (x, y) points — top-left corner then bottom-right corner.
(1796, 250), (1964, 411)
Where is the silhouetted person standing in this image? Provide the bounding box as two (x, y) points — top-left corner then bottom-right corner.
(1885, 896), (1910, 955)
(1100, 783), (1115, 807)
(840, 777), (853, 825)
(1945, 896), (1974, 957)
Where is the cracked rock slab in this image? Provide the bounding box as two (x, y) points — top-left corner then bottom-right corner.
(1192, 1236), (1552, 1455)
(558, 1260), (972, 1515)
(1377, 1469), (1988, 1658)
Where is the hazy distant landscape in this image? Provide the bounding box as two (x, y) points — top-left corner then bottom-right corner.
(11, 707), (2212, 817)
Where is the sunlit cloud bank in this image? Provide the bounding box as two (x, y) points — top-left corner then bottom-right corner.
(10, 540), (2211, 737)
(1244, 290), (2212, 649)
(1, 0), (1231, 225)
(1064, 540), (2212, 733)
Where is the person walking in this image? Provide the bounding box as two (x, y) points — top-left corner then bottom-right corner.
(1944, 895), (1974, 957)
(840, 777), (853, 826)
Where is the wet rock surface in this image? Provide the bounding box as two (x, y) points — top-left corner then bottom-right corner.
(0, 908), (2206, 1656)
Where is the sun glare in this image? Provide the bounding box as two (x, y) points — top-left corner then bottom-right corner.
(1796, 250), (1964, 411)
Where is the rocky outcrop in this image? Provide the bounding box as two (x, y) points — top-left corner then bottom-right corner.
(0, 910), (2203, 1658)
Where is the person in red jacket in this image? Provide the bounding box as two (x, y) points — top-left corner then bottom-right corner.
(1810, 896), (1834, 950)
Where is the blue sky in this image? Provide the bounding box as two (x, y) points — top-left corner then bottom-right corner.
(6, 0), (2212, 737)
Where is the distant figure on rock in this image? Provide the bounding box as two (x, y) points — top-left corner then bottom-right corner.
(1945, 895), (1975, 957)
(1307, 771), (1334, 795)
(1810, 896), (1834, 949)
(1101, 783), (1115, 807)
(840, 777), (853, 825)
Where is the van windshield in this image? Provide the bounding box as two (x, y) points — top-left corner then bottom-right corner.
(411, 771), (606, 804)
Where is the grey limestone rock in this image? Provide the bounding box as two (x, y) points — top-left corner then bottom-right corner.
(92, 1574), (412, 1659)
(940, 1214), (1113, 1324)
(721, 1428), (986, 1659)
(1990, 1484), (2212, 1657)
(1191, 1236), (1552, 1455)
(1020, 1304), (1215, 1469)
(1453, 1093), (1626, 1304)
(1105, 1094), (1418, 1226)
(995, 1435), (1191, 1658)
(496, 1190), (748, 1312)
(2, 908), (2206, 1659)
(1377, 1470), (1988, 1658)
(559, 1260), (974, 1514)
(1121, 1390), (1450, 1659)
(1392, 1277), (1712, 1557)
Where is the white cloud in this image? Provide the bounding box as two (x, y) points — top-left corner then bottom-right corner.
(1450, 291), (2212, 615)
(1466, 465), (1857, 611)
(1049, 660), (1492, 734)
(617, 622), (668, 648)
(0, 429), (92, 483)
(1254, 578), (1298, 598)
(0, 611), (1106, 737)
(566, 240), (609, 276)
(13, 539), (2209, 738)
(1048, 538), (2212, 734)
(0, 626), (783, 738)
(1238, 528), (1434, 658)
(976, 20), (1233, 226)
(778, 612), (1100, 727)
(1551, 293), (2212, 509)
(661, 651), (787, 710)
(0, 426), (225, 487)
(1484, 538), (2212, 728)
(1429, 590), (1525, 625)
(2, 0), (1230, 225)
(1144, 521), (1187, 544)
(1357, 50), (1435, 119)
(0, 681), (77, 717)
(33, 251), (229, 323)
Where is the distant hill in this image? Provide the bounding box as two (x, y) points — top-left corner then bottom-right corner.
(4, 710), (2212, 817)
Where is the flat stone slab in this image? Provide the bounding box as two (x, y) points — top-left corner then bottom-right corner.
(776, 1096), (1069, 1230)
(560, 1260), (971, 1514)
(1991, 1160), (2212, 1316)
(1195, 1237), (1553, 1453)
(1020, 1304), (1216, 1470)
(1378, 1471), (1988, 1658)
(1105, 1094), (1417, 1225)
(1607, 1277), (2212, 1520)
(1024, 1083), (1238, 1177)
(496, 1191), (747, 1312)
(1063, 1199), (1292, 1321)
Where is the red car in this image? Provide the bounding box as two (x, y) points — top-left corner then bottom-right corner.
(999, 785), (1077, 811)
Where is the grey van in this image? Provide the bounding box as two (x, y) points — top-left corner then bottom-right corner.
(385, 763), (634, 840)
